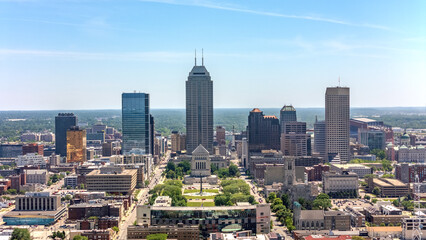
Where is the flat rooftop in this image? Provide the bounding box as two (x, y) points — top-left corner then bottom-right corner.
(87, 169), (137, 176)
(332, 164), (370, 169)
(140, 204), (265, 211)
(352, 118), (377, 123)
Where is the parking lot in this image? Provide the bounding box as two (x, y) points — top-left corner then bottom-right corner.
(332, 198), (373, 210)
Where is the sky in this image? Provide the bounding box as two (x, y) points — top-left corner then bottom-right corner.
(0, 0), (425, 110)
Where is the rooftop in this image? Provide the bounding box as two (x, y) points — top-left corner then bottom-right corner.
(141, 204), (265, 211)
(366, 226), (402, 232)
(352, 117), (377, 123)
(87, 169), (137, 176)
(281, 105), (296, 112)
(189, 65), (210, 77)
(332, 163), (370, 169)
(299, 210), (324, 220)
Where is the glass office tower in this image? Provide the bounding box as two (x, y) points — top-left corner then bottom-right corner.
(55, 113), (77, 157)
(122, 93), (150, 154)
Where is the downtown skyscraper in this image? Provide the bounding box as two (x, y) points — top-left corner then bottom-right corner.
(122, 92), (151, 154)
(325, 87), (350, 162)
(55, 113), (77, 157)
(186, 57), (213, 154)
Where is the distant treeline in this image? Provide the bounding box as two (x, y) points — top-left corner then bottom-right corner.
(0, 107), (425, 140)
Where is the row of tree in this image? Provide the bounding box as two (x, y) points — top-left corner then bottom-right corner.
(148, 180), (187, 206)
(211, 164), (240, 179)
(164, 161), (191, 179)
(214, 179), (254, 206)
(267, 193), (295, 231)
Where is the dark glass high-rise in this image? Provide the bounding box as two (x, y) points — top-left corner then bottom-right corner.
(55, 113), (77, 157)
(122, 92), (150, 154)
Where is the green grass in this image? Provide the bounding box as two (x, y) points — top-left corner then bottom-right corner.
(184, 189), (219, 194)
(187, 201), (215, 207)
(184, 195), (216, 200)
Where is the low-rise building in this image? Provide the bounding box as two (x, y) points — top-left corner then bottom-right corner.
(395, 163), (426, 183)
(22, 143), (44, 156)
(70, 229), (113, 240)
(65, 175), (78, 188)
(402, 217), (426, 240)
(68, 201), (122, 220)
(16, 153), (46, 167)
(364, 202), (408, 226)
(366, 226), (402, 239)
(127, 224), (200, 240)
(398, 145), (426, 163)
(322, 171), (358, 197)
(293, 203), (351, 231)
(136, 204), (271, 234)
(305, 164), (329, 181)
(25, 169), (49, 184)
(368, 178), (409, 197)
(330, 163), (371, 178)
(3, 192), (66, 225)
(85, 167), (137, 194)
(345, 206), (365, 227)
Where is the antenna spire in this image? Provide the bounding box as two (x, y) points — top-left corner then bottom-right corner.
(202, 48), (204, 66)
(338, 76), (341, 87)
(194, 49), (197, 66)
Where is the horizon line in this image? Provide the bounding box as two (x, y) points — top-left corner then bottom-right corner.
(0, 106), (425, 112)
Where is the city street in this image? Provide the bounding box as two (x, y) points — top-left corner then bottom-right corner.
(116, 153), (169, 240)
(233, 152), (292, 239)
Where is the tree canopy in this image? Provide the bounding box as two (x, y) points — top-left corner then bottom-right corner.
(11, 228), (31, 240)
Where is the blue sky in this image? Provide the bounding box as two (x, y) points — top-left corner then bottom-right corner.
(0, 0), (425, 110)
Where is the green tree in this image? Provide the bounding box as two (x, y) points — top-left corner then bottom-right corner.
(272, 198), (283, 208)
(272, 204), (286, 212)
(313, 193), (331, 210)
(370, 149), (386, 160)
(214, 195), (230, 206)
(73, 236), (89, 240)
(177, 160), (191, 173)
(7, 189), (17, 195)
(166, 162), (176, 172)
(166, 170), (176, 179)
(281, 194), (290, 208)
(146, 233), (168, 240)
(351, 237), (365, 240)
(267, 193), (277, 203)
(112, 226), (119, 233)
(11, 228), (31, 240)
(228, 164), (239, 177)
(285, 217), (295, 232)
(364, 174), (376, 179)
(210, 163), (218, 174)
(49, 231), (66, 240)
(381, 159), (393, 171)
(372, 187), (381, 196)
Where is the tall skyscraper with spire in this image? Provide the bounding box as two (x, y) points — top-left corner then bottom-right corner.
(325, 87), (350, 162)
(186, 51), (213, 154)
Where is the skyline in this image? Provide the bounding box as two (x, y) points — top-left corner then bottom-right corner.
(1, 0), (425, 110)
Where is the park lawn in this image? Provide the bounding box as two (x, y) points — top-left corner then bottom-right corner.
(184, 195), (216, 200)
(184, 189), (219, 194)
(187, 201), (215, 207)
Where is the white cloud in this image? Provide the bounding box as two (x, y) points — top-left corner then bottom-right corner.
(139, 0), (392, 31)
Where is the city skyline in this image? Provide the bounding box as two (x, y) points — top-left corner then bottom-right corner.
(1, 0), (425, 110)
